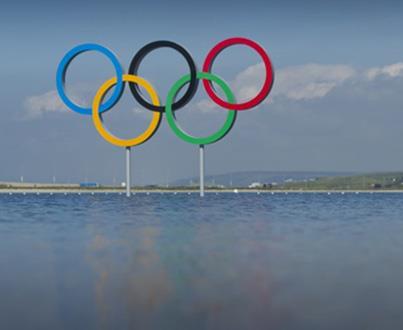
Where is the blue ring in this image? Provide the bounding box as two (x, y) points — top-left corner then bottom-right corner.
(56, 43), (124, 115)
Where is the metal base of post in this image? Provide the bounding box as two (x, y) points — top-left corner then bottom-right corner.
(126, 147), (131, 197)
(200, 145), (205, 197)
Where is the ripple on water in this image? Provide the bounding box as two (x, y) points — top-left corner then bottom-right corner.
(0, 193), (403, 329)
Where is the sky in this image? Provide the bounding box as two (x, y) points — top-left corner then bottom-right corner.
(0, 0), (403, 185)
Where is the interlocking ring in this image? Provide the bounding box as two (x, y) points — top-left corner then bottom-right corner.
(165, 72), (236, 145)
(56, 38), (274, 148)
(92, 74), (162, 148)
(128, 41), (198, 113)
(202, 37), (274, 111)
(56, 43), (124, 115)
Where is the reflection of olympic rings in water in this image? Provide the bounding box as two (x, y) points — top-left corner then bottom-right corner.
(56, 38), (274, 147)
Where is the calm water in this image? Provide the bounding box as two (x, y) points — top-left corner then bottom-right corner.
(0, 192), (402, 330)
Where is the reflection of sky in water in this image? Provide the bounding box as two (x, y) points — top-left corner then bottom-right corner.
(0, 193), (403, 329)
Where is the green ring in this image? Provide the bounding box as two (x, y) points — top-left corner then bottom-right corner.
(165, 72), (237, 145)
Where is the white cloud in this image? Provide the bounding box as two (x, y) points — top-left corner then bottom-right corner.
(24, 61), (403, 119)
(195, 99), (220, 114)
(233, 63), (266, 101)
(131, 107), (153, 119)
(24, 89), (90, 119)
(273, 64), (356, 100)
(233, 63), (356, 102)
(24, 90), (69, 118)
(365, 62), (403, 80)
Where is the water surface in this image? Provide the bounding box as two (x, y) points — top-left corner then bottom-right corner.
(0, 193), (402, 329)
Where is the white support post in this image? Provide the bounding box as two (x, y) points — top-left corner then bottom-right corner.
(126, 147), (131, 197)
(200, 144), (205, 197)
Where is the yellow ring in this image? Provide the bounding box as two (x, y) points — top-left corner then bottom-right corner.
(92, 74), (162, 147)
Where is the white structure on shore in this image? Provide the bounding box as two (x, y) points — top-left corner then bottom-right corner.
(249, 182), (263, 188)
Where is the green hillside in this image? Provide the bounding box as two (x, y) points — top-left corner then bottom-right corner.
(278, 172), (403, 190)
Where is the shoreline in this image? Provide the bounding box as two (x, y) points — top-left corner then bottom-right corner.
(1, 188), (403, 194)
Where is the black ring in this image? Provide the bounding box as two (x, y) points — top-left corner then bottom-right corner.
(128, 41), (198, 113)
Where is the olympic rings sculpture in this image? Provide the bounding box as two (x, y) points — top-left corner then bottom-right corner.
(56, 37), (274, 147)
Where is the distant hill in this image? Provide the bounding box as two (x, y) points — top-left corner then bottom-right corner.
(170, 171), (356, 187)
(281, 171), (403, 190)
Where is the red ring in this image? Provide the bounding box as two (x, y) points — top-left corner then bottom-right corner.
(202, 37), (274, 111)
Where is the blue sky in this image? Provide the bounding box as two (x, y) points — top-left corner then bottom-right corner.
(1, 0), (403, 184)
